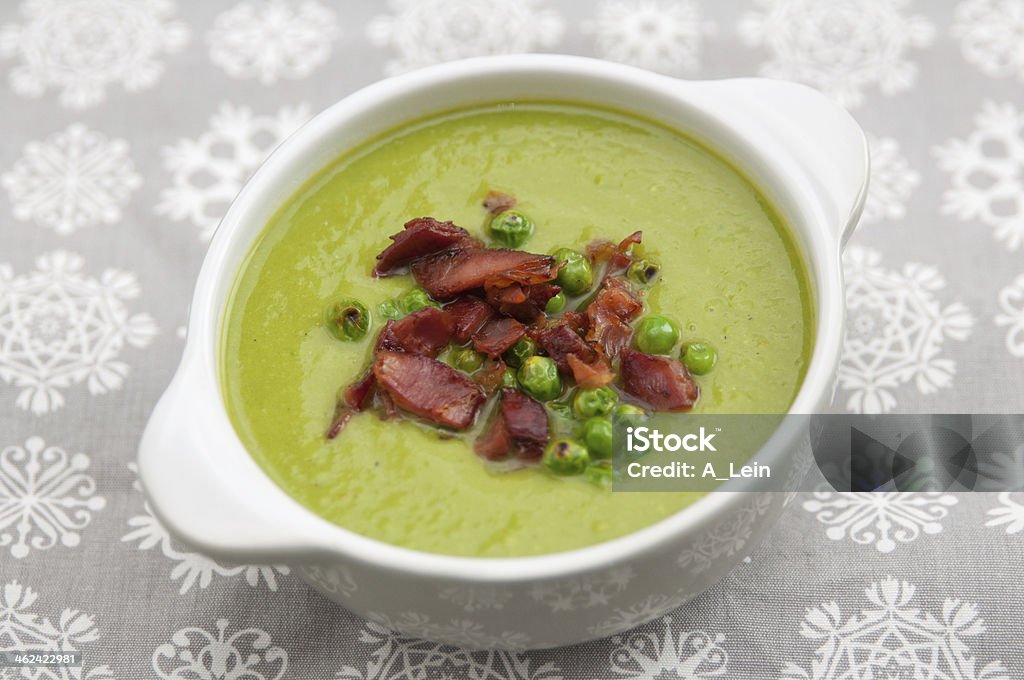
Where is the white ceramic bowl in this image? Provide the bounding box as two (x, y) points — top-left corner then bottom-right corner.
(139, 54), (868, 650)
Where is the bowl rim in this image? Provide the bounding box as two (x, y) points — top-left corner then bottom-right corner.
(156, 53), (858, 583)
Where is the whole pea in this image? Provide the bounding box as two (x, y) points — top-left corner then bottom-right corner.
(586, 462), (613, 488)
(503, 337), (536, 368)
(635, 314), (680, 354)
(573, 386), (618, 418)
(325, 299), (370, 341)
(613, 403), (648, 419)
(450, 347), (484, 373)
(543, 438), (590, 475)
(627, 259), (660, 287)
(681, 342), (718, 375)
(398, 288), (439, 314)
(552, 248), (593, 296)
(545, 291), (566, 313)
(582, 416), (613, 459)
(378, 300), (402, 320)
(488, 210), (534, 248)
(518, 356), (561, 401)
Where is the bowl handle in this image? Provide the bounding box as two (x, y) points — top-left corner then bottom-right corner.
(137, 361), (313, 560)
(688, 78), (870, 249)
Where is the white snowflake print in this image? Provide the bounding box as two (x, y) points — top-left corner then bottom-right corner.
(677, 494), (773, 573)
(0, 580), (113, 680)
(953, 0), (1024, 81)
(587, 592), (693, 638)
(937, 101), (1024, 249)
(438, 585), (512, 612)
(862, 134), (920, 224)
(335, 621), (561, 680)
(2, 124), (141, 236)
(996, 273), (1024, 357)
(935, 101), (1024, 251)
(367, 0), (564, 76)
(156, 102), (310, 240)
(608, 617), (729, 679)
(0, 436), (105, 559)
(298, 564), (357, 599)
(738, 0), (934, 109)
(985, 492), (1024, 534)
(0, 0), (189, 110)
(583, 1), (715, 75)
(153, 618), (287, 680)
(802, 492), (958, 553)
(839, 247), (974, 413)
(365, 611), (531, 650)
(208, 0), (339, 85)
(0, 251), (157, 415)
(122, 465), (289, 594)
(781, 577), (1010, 680)
(528, 566), (634, 613)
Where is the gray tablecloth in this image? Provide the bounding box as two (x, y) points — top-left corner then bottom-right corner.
(1, 1), (1023, 678)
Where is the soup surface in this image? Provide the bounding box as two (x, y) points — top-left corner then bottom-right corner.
(223, 103), (813, 557)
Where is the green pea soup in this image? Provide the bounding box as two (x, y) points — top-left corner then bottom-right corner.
(222, 102), (814, 557)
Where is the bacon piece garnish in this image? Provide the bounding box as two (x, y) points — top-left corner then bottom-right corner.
(483, 190), (517, 215)
(411, 247), (558, 299)
(584, 277), (643, 359)
(587, 230), (642, 275)
(374, 217), (479, 277)
(344, 370), (377, 411)
(472, 317), (526, 358)
(444, 296), (495, 343)
(375, 306), (453, 357)
(531, 322), (596, 373)
(373, 351), (485, 429)
(473, 358), (509, 395)
(563, 310), (589, 336)
(619, 349), (698, 412)
(567, 353), (614, 389)
(485, 282), (561, 323)
(474, 388), (549, 460)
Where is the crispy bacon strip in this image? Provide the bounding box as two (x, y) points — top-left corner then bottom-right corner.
(584, 277), (643, 359)
(587, 230), (642, 275)
(473, 388), (549, 460)
(375, 307), (453, 357)
(473, 358), (509, 395)
(619, 349), (698, 412)
(444, 296), (495, 343)
(531, 322), (597, 373)
(567, 354), (614, 389)
(472, 317), (527, 358)
(412, 247), (558, 299)
(374, 217), (479, 277)
(373, 351), (486, 429)
(485, 282), (561, 323)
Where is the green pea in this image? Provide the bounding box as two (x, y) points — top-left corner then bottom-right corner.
(488, 209), (534, 248)
(582, 416), (613, 459)
(500, 368), (518, 389)
(586, 462), (613, 488)
(545, 291), (566, 313)
(518, 356), (561, 401)
(681, 342), (718, 375)
(398, 288), (439, 314)
(573, 386), (618, 419)
(543, 438), (590, 475)
(627, 259), (660, 287)
(613, 403), (648, 419)
(450, 347), (484, 373)
(635, 314), (680, 354)
(552, 248), (593, 296)
(378, 300), (402, 320)
(503, 337), (536, 368)
(325, 299), (370, 341)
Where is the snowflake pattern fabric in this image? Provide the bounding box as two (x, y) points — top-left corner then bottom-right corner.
(839, 247), (974, 413)
(953, 0), (1024, 81)
(802, 492), (958, 553)
(0, 251), (157, 415)
(0, 0), (189, 109)
(208, 0), (339, 84)
(152, 619), (288, 680)
(862, 134), (920, 224)
(995, 273), (1024, 357)
(935, 101), (1024, 252)
(739, 0), (934, 108)
(606, 618), (729, 679)
(156, 102), (310, 240)
(583, 1), (715, 75)
(367, 0), (564, 75)
(2, 124), (141, 235)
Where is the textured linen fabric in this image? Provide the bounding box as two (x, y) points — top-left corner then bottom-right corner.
(1, 1), (1023, 678)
